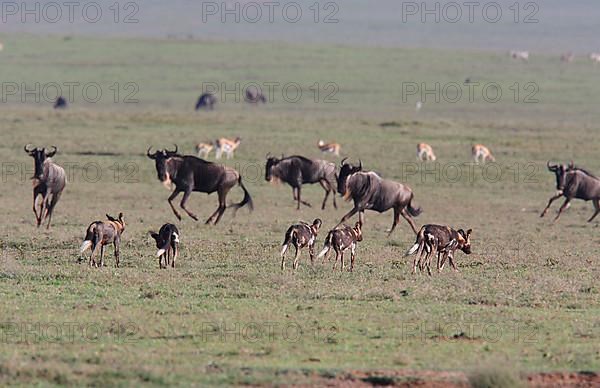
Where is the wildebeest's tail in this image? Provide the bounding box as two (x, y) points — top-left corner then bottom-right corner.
(407, 194), (422, 217)
(231, 176), (254, 212)
(80, 222), (98, 253)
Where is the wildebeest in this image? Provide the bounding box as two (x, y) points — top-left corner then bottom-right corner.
(472, 144), (495, 164)
(245, 87), (267, 104)
(53, 96), (67, 109)
(147, 145), (253, 224)
(417, 143), (436, 161)
(80, 213), (125, 268)
(280, 218), (322, 270)
(336, 159), (421, 235)
(265, 154), (337, 210)
(317, 140), (341, 157)
(149, 223), (180, 269)
(541, 161), (600, 223)
(405, 224), (472, 275)
(215, 137), (242, 159)
(24, 144), (66, 229)
(195, 93), (217, 110)
(317, 222), (363, 272)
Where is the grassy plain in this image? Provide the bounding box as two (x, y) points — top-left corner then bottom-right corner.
(0, 34), (599, 385)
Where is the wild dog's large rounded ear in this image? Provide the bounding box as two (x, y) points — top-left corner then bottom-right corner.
(118, 212), (124, 221)
(149, 231), (159, 240)
(313, 218), (322, 228)
(106, 214), (115, 221)
(467, 229), (472, 235)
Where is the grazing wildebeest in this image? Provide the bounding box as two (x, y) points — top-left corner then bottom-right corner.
(80, 213), (125, 268)
(147, 145), (253, 224)
(24, 144), (66, 229)
(195, 93), (217, 110)
(265, 154), (337, 210)
(541, 161), (600, 223)
(317, 222), (363, 272)
(54, 96), (67, 109)
(149, 223), (180, 269)
(336, 159), (421, 235)
(405, 225), (472, 276)
(280, 218), (322, 270)
(417, 143), (436, 161)
(245, 87), (267, 104)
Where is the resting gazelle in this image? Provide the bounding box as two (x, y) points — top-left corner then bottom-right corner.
(416, 143), (436, 161)
(317, 140), (341, 157)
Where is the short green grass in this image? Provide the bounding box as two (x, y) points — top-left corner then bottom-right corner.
(0, 34), (599, 385)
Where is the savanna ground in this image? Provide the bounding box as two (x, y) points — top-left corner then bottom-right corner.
(0, 34), (599, 386)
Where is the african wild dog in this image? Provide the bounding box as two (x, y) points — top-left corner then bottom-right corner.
(416, 143), (436, 161)
(472, 144), (495, 164)
(405, 224), (472, 275)
(150, 223), (180, 269)
(318, 140), (341, 157)
(24, 145), (67, 229)
(280, 219), (322, 270)
(317, 222), (363, 272)
(80, 213), (126, 268)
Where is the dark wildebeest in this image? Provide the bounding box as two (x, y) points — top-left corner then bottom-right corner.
(54, 96), (67, 109)
(147, 145), (253, 224)
(405, 225), (472, 276)
(195, 93), (217, 110)
(280, 218), (322, 270)
(24, 144), (66, 229)
(336, 159), (421, 235)
(541, 161), (600, 223)
(150, 223), (180, 269)
(245, 87), (267, 104)
(265, 154), (337, 210)
(80, 213), (125, 268)
(317, 222), (363, 272)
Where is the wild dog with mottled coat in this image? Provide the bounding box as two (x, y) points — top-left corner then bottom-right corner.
(150, 223), (180, 269)
(215, 137), (241, 159)
(318, 140), (341, 157)
(317, 222), (363, 272)
(24, 145), (66, 229)
(472, 144), (495, 164)
(195, 142), (214, 158)
(280, 219), (322, 270)
(405, 224), (472, 275)
(416, 143), (436, 161)
(80, 213), (125, 268)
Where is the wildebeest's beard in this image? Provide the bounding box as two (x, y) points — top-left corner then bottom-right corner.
(337, 159), (362, 195)
(26, 146), (55, 180)
(265, 157), (278, 181)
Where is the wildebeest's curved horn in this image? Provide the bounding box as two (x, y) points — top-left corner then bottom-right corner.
(340, 157), (348, 167)
(358, 159), (363, 170)
(24, 144), (35, 153)
(171, 144), (178, 154)
(569, 160), (574, 169)
(547, 161), (556, 170)
(45, 146), (57, 157)
(266, 152), (271, 159)
(147, 146), (157, 159)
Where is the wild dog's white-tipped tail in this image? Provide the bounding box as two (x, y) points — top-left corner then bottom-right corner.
(405, 243), (420, 257)
(80, 240), (92, 254)
(156, 249), (166, 257)
(280, 244), (289, 258)
(173, 232), (180, 243)
(317, 246), (330, 259)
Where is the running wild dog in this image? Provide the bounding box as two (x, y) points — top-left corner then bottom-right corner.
(405, 224), (472, 275)
(215, 137), (242, 159)
(80, 213), (125, 268)
(150, 223), (180, 269)
(280, 219), (322, 270)
(24, 144), (66, 229)
(416, 143), (436, 161)
(472, 144), (495, 164)
(317, 140), (341, 157)
(195, 142), (214, 158)
(317, 222), (363, 272)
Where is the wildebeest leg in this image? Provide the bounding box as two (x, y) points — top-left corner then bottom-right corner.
(292, 246), (300, 270)
(387, 207), (401, 236)
(588, 199), (600, 222)
(540, 193), (562, 217)
(553, 198), (571, 223)
(336, 206), (360, 228)
(296, 186), (311, 208)
(44, 191), (62, 229)
(168, 189), (183, 221)
(209, 189), (229, 225)
(400, 208), (419, 235)
(319, 180), (330, 210)
(32, 191), (43, 227)
(179, 189), (199, 221)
